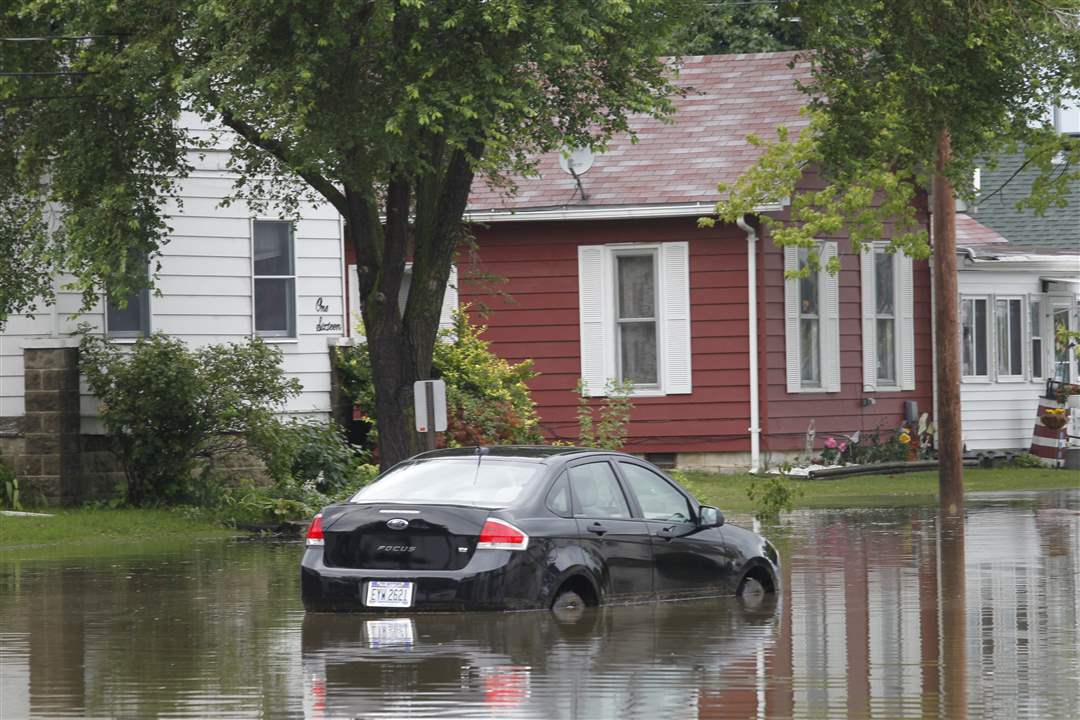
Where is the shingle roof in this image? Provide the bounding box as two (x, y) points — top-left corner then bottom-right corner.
(973, 150), (1080, 251)
(956, 213), (1008, 247)
(466, 52), (810, 215)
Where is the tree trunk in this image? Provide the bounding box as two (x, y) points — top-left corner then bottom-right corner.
(932, 128), (964, 516)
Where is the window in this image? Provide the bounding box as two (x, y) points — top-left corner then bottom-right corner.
(106, 287), (150, 337)
(546, 473), (572, 517)
(1054, 307), (1072, 382)
(1030, 298), (1044, 379)
(798, 248), (821, 386)
(615, 252), (659, 386)
(784, 243), (840, 393)
(1055, 97), (1080, 135)
(618, 463), (692, 523)
(253, 220), (296, 337)
(961, 297), (989, 377)
(874, 251), (897, 385)
(577, 242), (691, 397)
(995, 298), (1024, 378)
(568, 462), (631, 519)
(861, 246), (915, 391)
(350, 458), (541, 508)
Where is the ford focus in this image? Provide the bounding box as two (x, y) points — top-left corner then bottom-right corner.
(300, 446), (779, 612)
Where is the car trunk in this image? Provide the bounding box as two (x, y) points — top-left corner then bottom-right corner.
(322, 504), (491, 571)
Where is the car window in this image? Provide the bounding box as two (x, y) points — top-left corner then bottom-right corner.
(350, 458), (542, 508)
(546, 472), (572, 517)
(568, 462), (631, 519)
(619, 463), (692, 523)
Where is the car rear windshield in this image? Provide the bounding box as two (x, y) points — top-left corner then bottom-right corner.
(349, 458), (543, 508)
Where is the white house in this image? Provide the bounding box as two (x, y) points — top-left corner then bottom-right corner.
(955, 214), (1080, 454)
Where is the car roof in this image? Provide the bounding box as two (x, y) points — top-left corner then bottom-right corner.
(409, 445), (614, 463)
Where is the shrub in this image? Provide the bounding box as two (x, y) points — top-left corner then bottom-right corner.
(575, 379), (634, 450)
(333, 307), (542, 450)
(747, 473), (802, 522)
(79, 333), (301, 506)
(0, 458), (20, 510)
(251, 418), (371, 495)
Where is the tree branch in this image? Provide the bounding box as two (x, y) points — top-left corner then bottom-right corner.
(214, 105), (348, 216)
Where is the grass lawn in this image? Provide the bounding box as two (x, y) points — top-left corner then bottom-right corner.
(680, 467), (1080, 514)
(0, 507), (239, 560)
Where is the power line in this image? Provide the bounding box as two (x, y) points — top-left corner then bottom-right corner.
(0, 34), (126, 42)
(0, 71), (95, 77)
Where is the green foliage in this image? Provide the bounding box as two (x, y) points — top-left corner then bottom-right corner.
(707, 2), (1080, 270)
(1007, 452), (1046, 469)
(0, 459), (20, 511)
(250, 419), (371, 495)
(335, 308), (541, 449)
(436, 308), (543, 446)
(746, 473), (802, 522)
(670, 1), (803, 55)
(575, 379), (634, 450)
(845, 427), (912, 465)
(79, 332), (301, 506)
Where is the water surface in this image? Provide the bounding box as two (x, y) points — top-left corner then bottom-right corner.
(1, 489), (1077, 719)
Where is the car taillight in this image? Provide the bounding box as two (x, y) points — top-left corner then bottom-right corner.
(305, 513), (324, 547)
(477, 518), (529, 551)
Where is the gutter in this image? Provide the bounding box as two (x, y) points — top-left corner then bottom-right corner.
(464, 201), (785, 224)
(736, 215), (762, 474)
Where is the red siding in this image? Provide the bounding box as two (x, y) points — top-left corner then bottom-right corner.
(756, 219), (934, 453)
(466, 218), (753, 454)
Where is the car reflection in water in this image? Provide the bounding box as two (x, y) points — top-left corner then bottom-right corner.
(300, 594), (778, 719)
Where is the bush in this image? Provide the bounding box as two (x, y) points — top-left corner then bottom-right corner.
(747, 473), (802, 522)
(1, 458), (20, 510)
(79, 333), (301, 506)
(334, 307), (542, 450)
(251, 418), (372, 495)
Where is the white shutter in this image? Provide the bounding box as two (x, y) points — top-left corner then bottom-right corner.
(784, 245), (801, 393)
(439, 265), (458, 331)
(987, 293), (998, 382)
(661, 242), (692, 394)
(821, 242), (841, 393)
(578, 246), (609, 397)
(898, 254), (915, 390)
(860, 248), (876, 391)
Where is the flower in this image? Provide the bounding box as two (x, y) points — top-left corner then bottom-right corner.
(898, 432), (911, 445)
(1044, 408), (1066, 416)
(824, 436), (837, 449)
(838, 442), (847, 452)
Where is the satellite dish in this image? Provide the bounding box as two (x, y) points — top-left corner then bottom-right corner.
(558, 147), (595, 176)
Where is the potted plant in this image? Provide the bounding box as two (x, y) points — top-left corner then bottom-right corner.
(1042, 407), (1068, 430)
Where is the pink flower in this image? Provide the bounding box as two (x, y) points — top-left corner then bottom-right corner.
(824, 436), (837, 449)
(838, 442), (847, 452)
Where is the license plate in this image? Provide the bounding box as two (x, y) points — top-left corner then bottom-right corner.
(364, 580), (415, 608)
(364, 618), (415, 647)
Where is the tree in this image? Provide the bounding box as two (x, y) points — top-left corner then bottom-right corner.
(669, 1), (803, 55)
(1, 0), (692, 468)
(711, 1), (1080, 514)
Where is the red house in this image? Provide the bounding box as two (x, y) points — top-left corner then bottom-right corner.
(347, 52), (933, 471)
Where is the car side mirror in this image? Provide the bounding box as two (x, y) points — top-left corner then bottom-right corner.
(699, 505), (724, 528)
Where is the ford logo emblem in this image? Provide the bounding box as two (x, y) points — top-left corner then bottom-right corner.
(386, 518), (409, 530)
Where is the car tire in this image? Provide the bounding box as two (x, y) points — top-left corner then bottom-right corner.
(737, 575), (767, 606)
(551, 589), (587, 621)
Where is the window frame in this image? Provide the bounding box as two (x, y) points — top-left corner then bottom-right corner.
(785, 242), (840, 394)
(960, 295), (990, 381)
(566, 459), (634, 520)
(872, 249), (899, 388)
(1029, 296), (1044, 381)
(251, 218), (298, 340)
(797, 247), (823, 388)
(611, 247), (661, 391)
(993, 295), (1026, 381)
(104, 285), (151, 339)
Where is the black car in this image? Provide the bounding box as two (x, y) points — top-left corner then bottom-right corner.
(301, 446), (779, 612)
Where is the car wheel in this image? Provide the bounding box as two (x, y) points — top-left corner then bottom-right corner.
(551, 589), (586, 621)
(737, 576), (767, 608)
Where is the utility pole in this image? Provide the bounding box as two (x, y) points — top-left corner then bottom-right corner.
(932, 128), (964, 515)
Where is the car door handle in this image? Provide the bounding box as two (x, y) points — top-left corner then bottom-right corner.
(657, 527), (675, 541)
(587, 522), (608, 536)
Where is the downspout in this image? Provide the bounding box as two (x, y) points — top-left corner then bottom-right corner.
(736, 215), (761, 473)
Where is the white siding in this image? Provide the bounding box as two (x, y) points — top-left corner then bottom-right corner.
(958, 269), (1060, 450)
(0, 119), (346, 430)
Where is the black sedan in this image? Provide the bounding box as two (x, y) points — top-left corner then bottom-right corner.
(301, 446), (779, 612)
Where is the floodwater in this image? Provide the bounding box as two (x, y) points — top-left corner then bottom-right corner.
(1, 490), (1078, 719)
